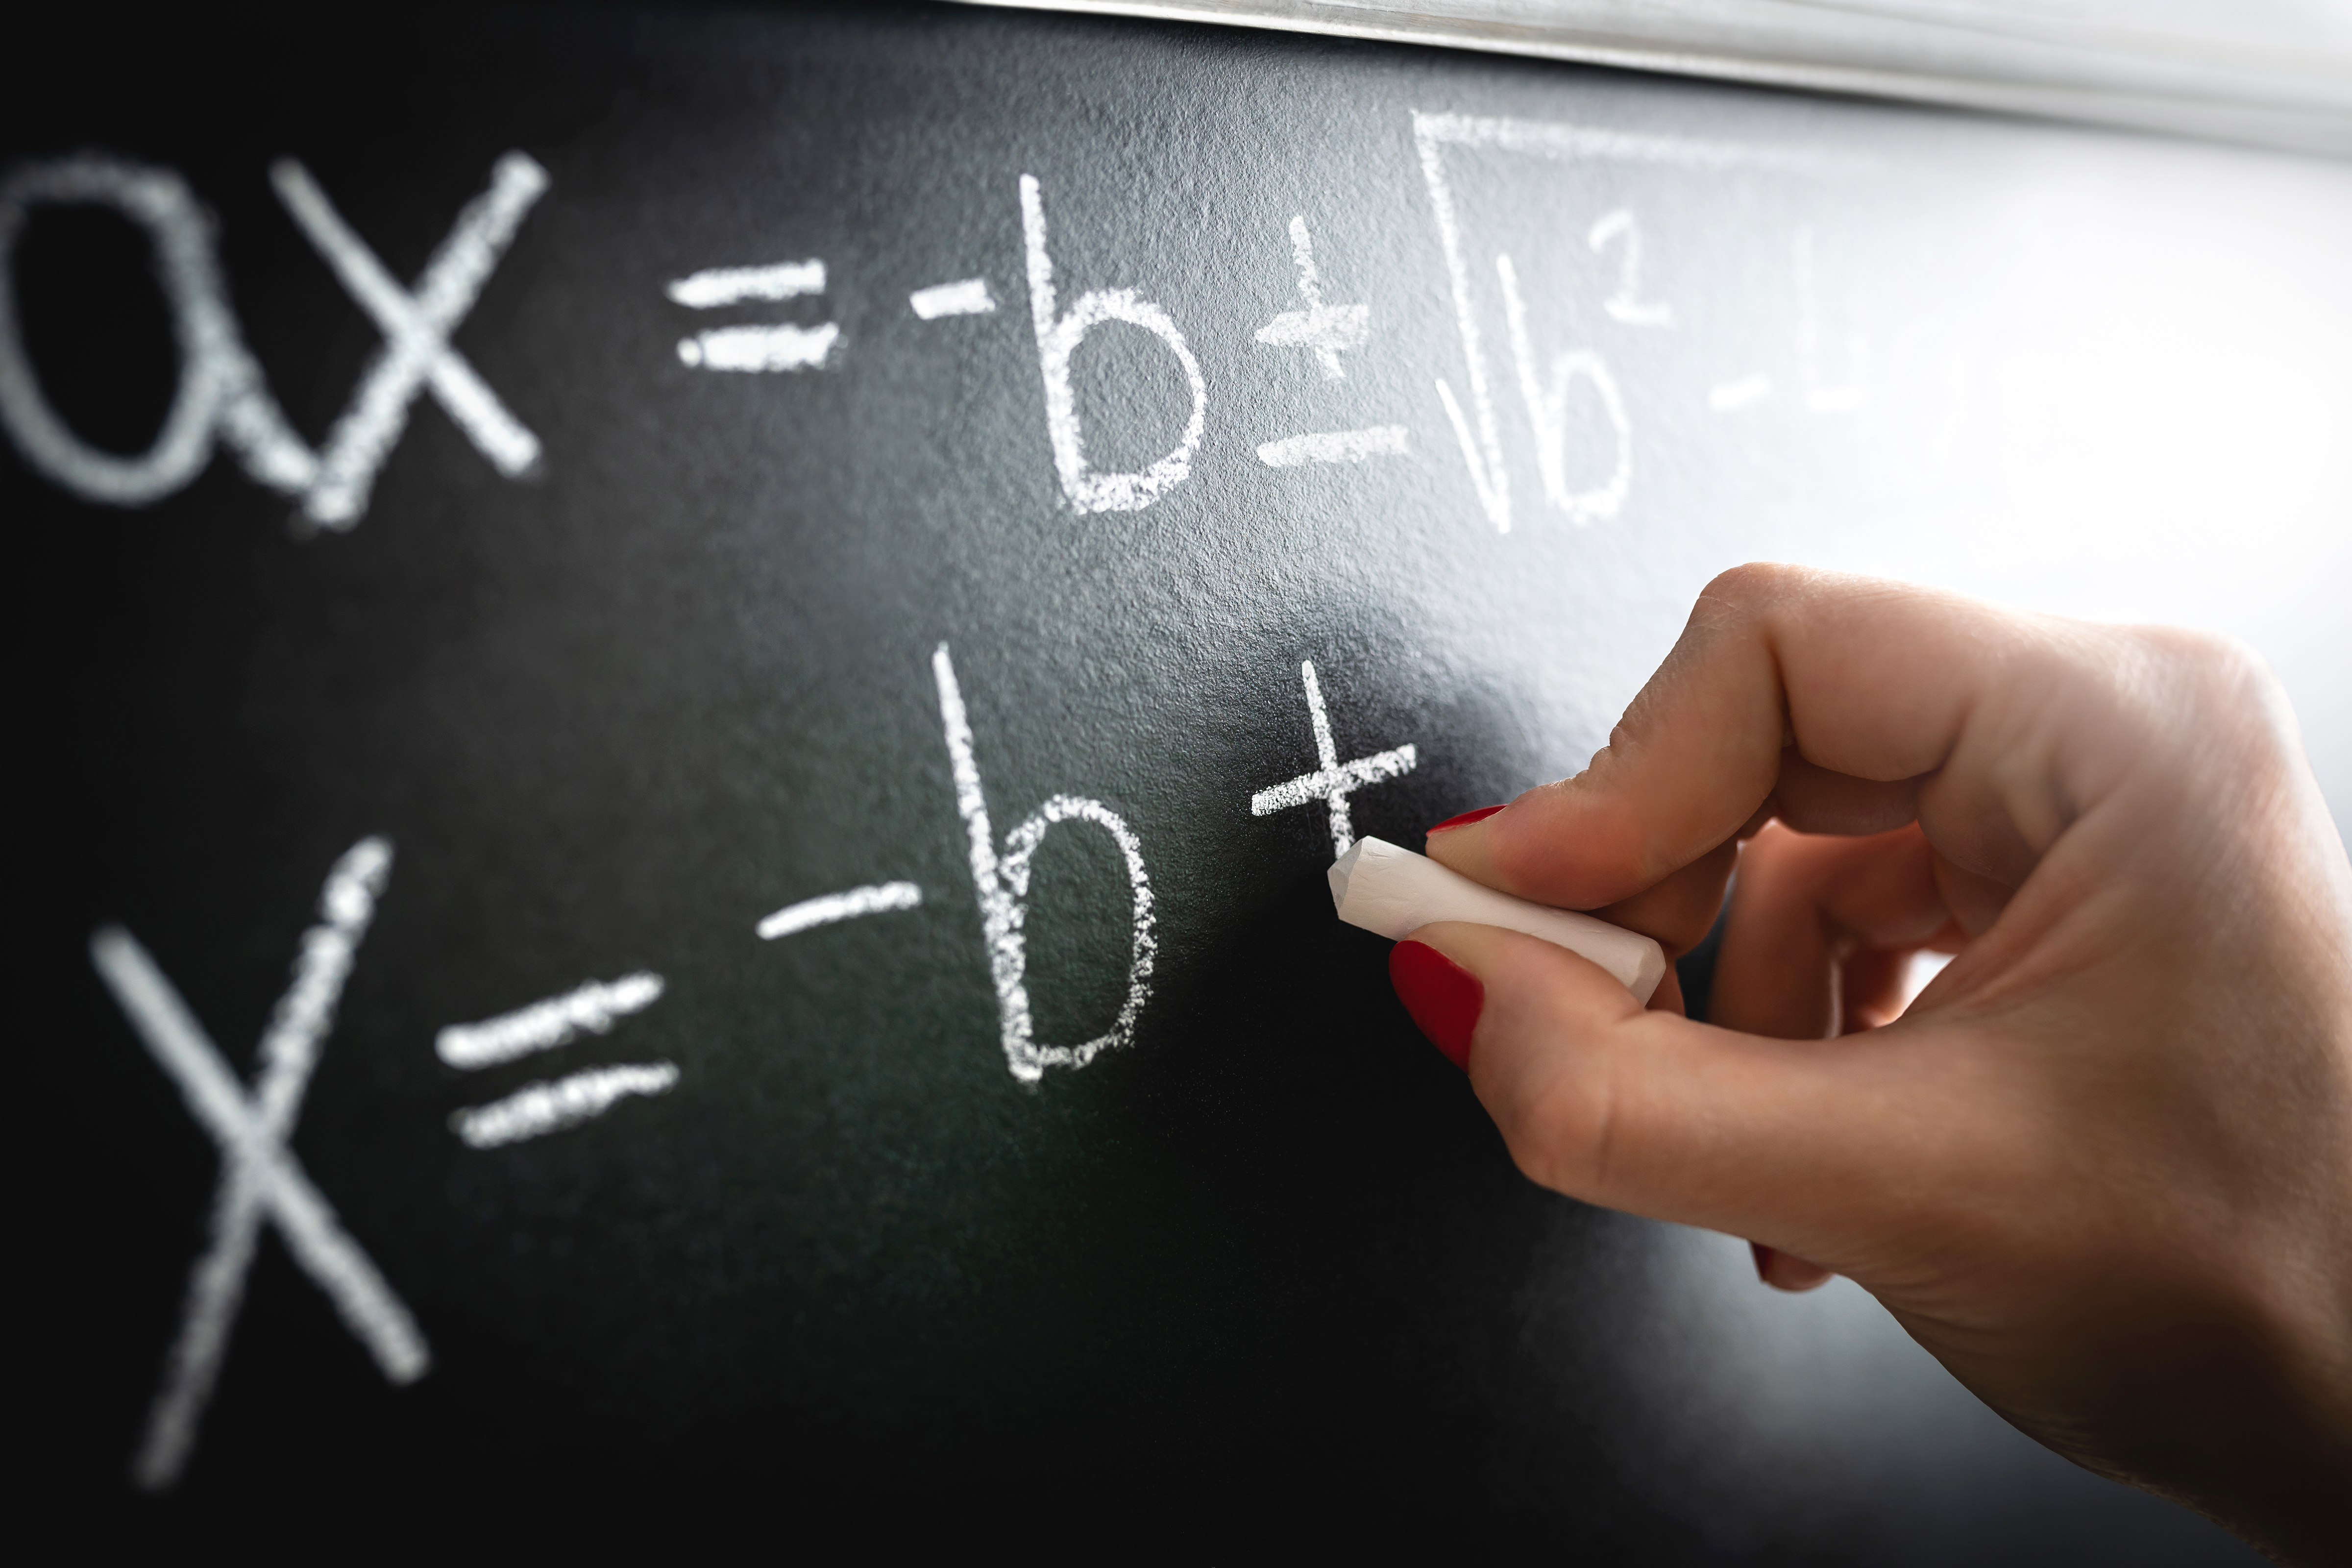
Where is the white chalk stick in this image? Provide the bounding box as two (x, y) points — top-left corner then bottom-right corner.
(1329, 836), (1668, 1004)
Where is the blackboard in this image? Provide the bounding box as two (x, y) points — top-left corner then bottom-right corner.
(15, 3), (2348, 1556)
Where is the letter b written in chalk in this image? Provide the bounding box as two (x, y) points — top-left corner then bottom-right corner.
(931, 643), (1158, 1083)
(1018, 174), (1207, 514)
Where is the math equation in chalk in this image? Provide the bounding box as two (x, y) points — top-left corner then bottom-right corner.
(92, 634), (1416, 1488)
(0, 112), (1877, 537)
(16, 106), (1890, 1489)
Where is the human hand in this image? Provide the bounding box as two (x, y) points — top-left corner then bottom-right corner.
(1394, 565), (2352, 1562)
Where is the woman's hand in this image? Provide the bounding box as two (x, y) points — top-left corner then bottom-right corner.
(1396, 564), (2352, 1561)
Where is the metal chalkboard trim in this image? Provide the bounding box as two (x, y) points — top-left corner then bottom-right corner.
(958, 0), (2352, 156)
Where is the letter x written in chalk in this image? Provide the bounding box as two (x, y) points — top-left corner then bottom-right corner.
(270, 153), (547, 530)
(91, 837), (428, 1492)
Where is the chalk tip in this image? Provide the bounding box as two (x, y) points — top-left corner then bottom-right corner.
(1328, 840), (1366, 910)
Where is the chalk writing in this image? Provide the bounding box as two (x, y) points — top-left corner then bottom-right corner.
(1250, 660), (1418, 857)
(668, 260), (824, 308)
(1020, 173), (1206, 513)
(1497, 252), (1631, 522)
(678, 323), (840, 372)
(1, 117), (1888, 543)
(758, 881), (924, 940)
(0, 156), (314, 507)
(89, 837), (427, 1492)
(440, 972), (677, 1147)
(437, 972), (666, 1069)
(452, 1063), (682, 1150)
(1588, 208), (1674, 327)
(1257, 426), (1408, 467)
(272, 154), (547, 526)
(1415, 110), (1864, 531)
(24, 117), (1916, 1404)
(1258, 215), (1368, 379)
(934, 642), (1157, 1082)
(1252, 215), (1407, 468)
(670, 256), (840, 371)
(0, 151), (545, 529)
(910, 277), (997, 318)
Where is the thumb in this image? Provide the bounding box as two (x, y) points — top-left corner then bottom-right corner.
(1394, 920), (1960, 1264)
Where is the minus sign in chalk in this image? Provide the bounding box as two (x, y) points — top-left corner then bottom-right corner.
(909, 278), (995, 319)
(1330, 836), (1667, 1004)
(757, 880), (922, 940)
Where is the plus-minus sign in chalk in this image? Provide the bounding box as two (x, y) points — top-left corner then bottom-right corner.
(1330, 837), (1667, 1004)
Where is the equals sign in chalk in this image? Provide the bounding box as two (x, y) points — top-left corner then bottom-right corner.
(668, 258), (840, 371)
(438, 972), (679, 1150)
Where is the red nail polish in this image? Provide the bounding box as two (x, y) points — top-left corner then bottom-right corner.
(1389, 940), (1484, 1071)
(1427, 804), (1505, 835)
(1750, 1241), (1776, 1282)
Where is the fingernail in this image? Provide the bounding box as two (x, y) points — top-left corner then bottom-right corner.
(1427, 804), (1505, 835)
(1750, 1241), (1776, 1282)
(1389, 939), (1484, 1071)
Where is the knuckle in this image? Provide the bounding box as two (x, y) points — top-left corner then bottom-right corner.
(2137, 624), (2262, 683)
(1702, 561), (1807, 606)
(1685, 564), (1786, 641)
(2121, 626), (2288, 736)
(1499, 1055), (1623, 1201)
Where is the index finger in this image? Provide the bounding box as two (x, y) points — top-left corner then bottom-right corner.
(1427, 564), (2074, 908)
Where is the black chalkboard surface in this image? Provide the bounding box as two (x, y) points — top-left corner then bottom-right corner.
(14, 4), (2349, 1556)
